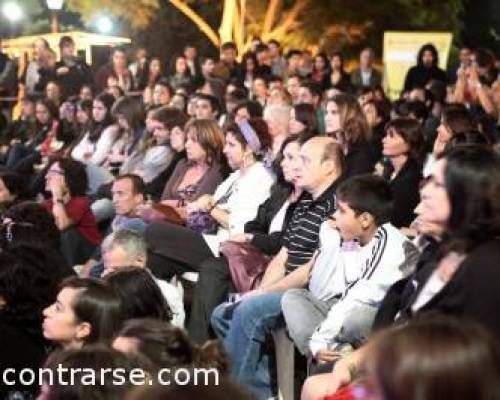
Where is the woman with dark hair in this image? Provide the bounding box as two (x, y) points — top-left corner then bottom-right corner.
(103, 267), (173, 322)
(113, 318), (230, 376)
(382, 117), (424, 228)
(71, 92), (118, 166)
(141, 56), (164, 94)
(0, 245), (65, 399)
(311, 52), (331, 90)
(145, 118), (275, 281)
(362, 99), (390, 163)
(423, 105), (477, 177)
(43, 277), (123, 349)
(240, 51), (258, 92)
(39, 345), (151, 400)
(289, 103), (318, 135)
(5, 98), (61, 172)
(324, 94), (374, 177)
(329, 52), (352, 92)
(74, 99), (93, 139)
(106, 96), (145, 175)
(403, 43), (447, 92)
(340, 317), (500, 400)
(188, 132), (312, 343)
(303, 145), (500, 399)
(113, 318), (195, 368)
(0, 171), (29, 211)
(169, 56), (193, 92)
(43, 157), (101, 265)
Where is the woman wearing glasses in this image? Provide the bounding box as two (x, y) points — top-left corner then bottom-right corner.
(43, 157), (101, 266)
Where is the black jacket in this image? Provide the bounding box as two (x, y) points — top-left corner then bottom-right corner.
(0, 313), (49, 399)
(384, 158), (422, 228)
(344, 140), (376, 179)
(55, 57), (93, 97)
(403, 65), (447, 92)
(244, 183), (296, 256)
(376, 238), (500, 338)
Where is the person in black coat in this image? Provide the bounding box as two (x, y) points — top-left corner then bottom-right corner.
(55, 36), (93, 97)
(0, 245), (65, 399)
(302, 145), (500, 398)
(403, 43), (447, 93)
(382, 118), (424, 228)
(187, 133), (312, 344)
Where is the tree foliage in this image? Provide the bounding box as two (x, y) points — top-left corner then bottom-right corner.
(65, 0), (160, 29)
(55, 0), (464, 53)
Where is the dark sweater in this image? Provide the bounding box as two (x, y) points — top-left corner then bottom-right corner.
(384, 158), (422, 228)
(403, 65), (447, 92)
(376, 238), (500, 338)
(344, 141), (376, 179)
(0, 313), (49, 399)
(244, 183), (297, 256)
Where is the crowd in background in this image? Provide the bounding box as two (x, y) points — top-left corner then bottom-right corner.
(0, 34), (500, 400)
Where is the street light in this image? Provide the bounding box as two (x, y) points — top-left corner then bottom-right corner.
(46, 0), (64, 33)
(2, 2), (23, 22)
(97, 16), (113, 34)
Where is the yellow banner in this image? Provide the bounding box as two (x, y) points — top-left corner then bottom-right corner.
(383, 31), (453, 100)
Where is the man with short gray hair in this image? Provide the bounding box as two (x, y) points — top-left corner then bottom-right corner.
(102, 229), (185, 327)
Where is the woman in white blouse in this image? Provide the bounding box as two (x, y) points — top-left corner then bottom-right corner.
(145, 118), (275, 280)
(71, 93), (118, 166)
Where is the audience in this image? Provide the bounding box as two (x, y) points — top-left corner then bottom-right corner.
(302, 145), (500, 399)
(0, 33), (499, 400)
(188, 132), (313, 343)
(145, 118), (274, 281)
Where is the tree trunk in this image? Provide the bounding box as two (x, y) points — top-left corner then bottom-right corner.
(169, 0), (221, 47)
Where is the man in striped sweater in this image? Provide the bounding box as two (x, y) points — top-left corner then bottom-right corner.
(211, 137), (344, 399)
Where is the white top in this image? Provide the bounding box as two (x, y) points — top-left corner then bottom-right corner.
(361, 69), (372, 86)
(72, 125), (119, 166)
(121, 145), (174, 183)
(268, 200), (290, 234)
(308, 223), (419, 356)
(422, 153), (435, 178)
(411, 270), (445, 312)
(203, 162), (275, 256)
(25, 61), (40, 93)
(153, 276), (185, 328)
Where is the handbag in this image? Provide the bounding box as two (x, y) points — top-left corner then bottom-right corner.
(138, 203), (185, 225)
(220, 241), (271, 293)
(185, 210), (219, 234)
(186, 179), (237, 235)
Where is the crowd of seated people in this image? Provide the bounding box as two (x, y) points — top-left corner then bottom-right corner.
(0, 34), (500, 400)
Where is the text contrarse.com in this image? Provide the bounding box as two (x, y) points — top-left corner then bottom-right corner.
(2, 366), (220, 387)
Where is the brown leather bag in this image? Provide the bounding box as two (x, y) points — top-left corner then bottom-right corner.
(138, 203), (185, 225)
(220, 241), (271, 293)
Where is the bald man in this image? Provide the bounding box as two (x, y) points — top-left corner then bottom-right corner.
(210, 137), (344, 399)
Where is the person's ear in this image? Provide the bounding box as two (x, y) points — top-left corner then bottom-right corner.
(360, 212), (374, 229)
(135, 255), (146, 268)
(321, 158), (335, 175)
(75, 321), (92, 341)
(135, 194), (145, 204)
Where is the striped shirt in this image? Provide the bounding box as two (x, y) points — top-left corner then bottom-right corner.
(282, 179), (339, 273)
